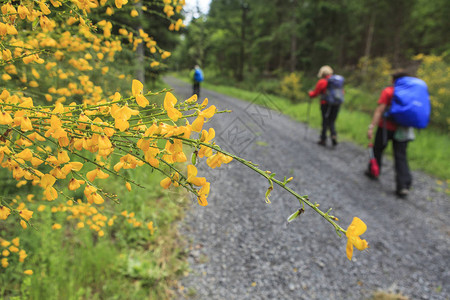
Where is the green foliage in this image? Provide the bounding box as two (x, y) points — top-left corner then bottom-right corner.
(354, 56), (393, 93)
(255, 78), (281, 96)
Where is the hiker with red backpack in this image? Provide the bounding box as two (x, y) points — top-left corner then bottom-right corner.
(308, 65), (344, 147)
(366, 71), (430, 198)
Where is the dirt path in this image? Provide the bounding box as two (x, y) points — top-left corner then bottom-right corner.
(165, 77), (449, 300)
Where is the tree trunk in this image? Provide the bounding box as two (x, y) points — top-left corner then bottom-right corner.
(289, 0), (298, 72)
(361, 12), (376, 75)
(237, 2), (248, 82)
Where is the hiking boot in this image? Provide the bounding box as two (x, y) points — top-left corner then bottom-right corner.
(364, 170), (378, 180)
(331, 137), (338, 146)
(317, 139), (326, 146)
(396, 188), (409, 198)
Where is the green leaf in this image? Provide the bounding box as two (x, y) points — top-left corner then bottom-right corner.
(287, 208), (304, 222)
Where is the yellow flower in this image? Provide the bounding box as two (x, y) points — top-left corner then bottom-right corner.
(12, 238), (19, 246)
(130, 9), (138, 17)
(19, 249), (27, 262)
(125, 182), (132, 191)
(206, 153), (233, 169)
(9, 246), (18, 253)
(17, 5), (30, 19)
(132, 79), (143, 97)
(163, 92), (182, 121)
(1, 258), (8, 268)
(199, 105), (217, 118)
(19, 209), (33, 221)
(186, 165), (206, 186)
(68, 178), (85, 191)
(161, 51), (171, 59)
(136, 94), (149, 108)
(160, 177), (172, 189)
(191, 116), (204, 132)
(24, 269), (33, 275)
(20, 220), (27, 229)
(86, 168), (109, 182)
(197, 182), (210, 206)
(39, 1), (51, 14)
(147, 221), (155, 234)
(2, 249), (10, 257)
(0, 206), (11, 220)
(0, 111), (13, 125)
(345, 217), (369, 260)
(52, 223), (62, 230)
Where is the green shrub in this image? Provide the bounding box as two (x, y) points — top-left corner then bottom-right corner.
(353, 56), (393, 93)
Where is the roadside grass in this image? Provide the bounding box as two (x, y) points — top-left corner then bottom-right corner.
(0, 165), (188, 300)
(173, 75), (449, 180)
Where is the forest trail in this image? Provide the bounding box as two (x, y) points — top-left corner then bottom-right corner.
(164, 76), (449, 300)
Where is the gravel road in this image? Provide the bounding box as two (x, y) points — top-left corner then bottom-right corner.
(164, 77), (449, 300)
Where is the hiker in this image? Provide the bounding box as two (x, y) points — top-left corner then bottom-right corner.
(366, 71), (416, 198)
(191, 65), (204, 98)
(308, 65), (344, 147)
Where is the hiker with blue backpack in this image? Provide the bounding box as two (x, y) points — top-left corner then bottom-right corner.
(366, 71), (431, 198)
(191, 65), (204, 98)
(308, 65), (345, 147)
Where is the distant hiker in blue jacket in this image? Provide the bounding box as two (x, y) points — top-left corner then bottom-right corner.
(191, 65), (204, 98)
(366, 71), (416, 198)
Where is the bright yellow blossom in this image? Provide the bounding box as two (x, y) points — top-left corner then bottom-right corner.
(187, 165), (206, 186)
(52, 223), (62, 230)
(345, 217), (369, 260)
(0, 206), (11, 220)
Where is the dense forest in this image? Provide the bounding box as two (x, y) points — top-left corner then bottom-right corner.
(171, 0), (450, 130)
(174, 0), (450, 78)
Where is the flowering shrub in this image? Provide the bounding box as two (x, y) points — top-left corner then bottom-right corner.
(414, 54), (450, 130)
(0, 0), (367, 285)
(280, 72), (304, 102)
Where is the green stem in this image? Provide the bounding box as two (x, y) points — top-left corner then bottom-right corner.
(176, 137), (347, 235)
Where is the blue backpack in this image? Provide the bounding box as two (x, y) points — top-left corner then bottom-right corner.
(389, 76), (430, 129)
(325, 75), (345, 105)
(194, 69), (204, 82)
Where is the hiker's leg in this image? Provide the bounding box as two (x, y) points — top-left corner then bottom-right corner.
(372, 127), (390, 172)
(328, 105), (340, 138)
(320, 104), (328, 141)
(393, 140), (412, 191)
(193, 82), (200, 96)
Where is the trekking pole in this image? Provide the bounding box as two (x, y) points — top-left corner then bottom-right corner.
(304, 95), (313, 139)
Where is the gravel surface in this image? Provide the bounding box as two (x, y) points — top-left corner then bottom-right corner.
(164, 77), (449, 300)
